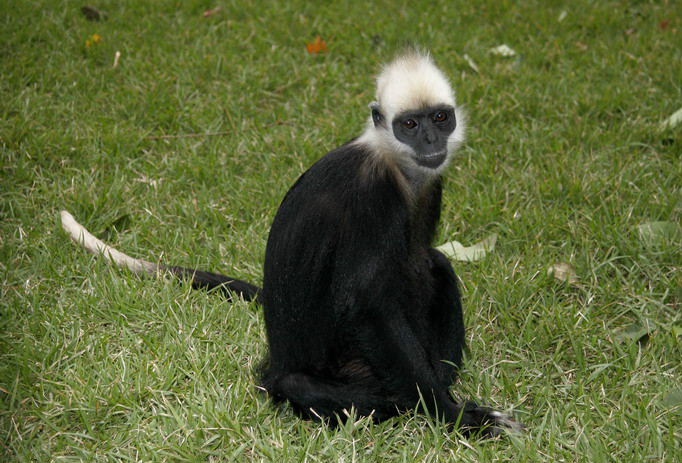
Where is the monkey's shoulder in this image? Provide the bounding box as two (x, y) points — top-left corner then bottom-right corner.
(277, 140), (407, 222)
(265, 139), (412, 280)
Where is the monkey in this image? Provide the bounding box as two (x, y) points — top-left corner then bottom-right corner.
(61, 50), (523, 437)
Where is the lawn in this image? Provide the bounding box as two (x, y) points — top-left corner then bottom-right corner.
(1, 0), (681, 461)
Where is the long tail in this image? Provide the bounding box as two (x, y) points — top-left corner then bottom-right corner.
(60, 210), (261, 302)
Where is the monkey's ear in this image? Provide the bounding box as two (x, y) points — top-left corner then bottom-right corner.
(369, 101), (384, 128)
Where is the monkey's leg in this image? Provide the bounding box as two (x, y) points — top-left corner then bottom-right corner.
(425, 248), (466, 386)
(425, 248), (525, 436)
(355, 279), (524, 435)
(270, 372), (400, 424)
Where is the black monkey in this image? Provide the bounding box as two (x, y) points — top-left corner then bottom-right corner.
(62, 51), (523, 436)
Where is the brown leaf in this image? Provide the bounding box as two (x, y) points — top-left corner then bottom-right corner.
(547, 262), (578, 284)
(203, 7), (221, 18)
(81, 6), (106, 22)
(306, 35), (328, 55)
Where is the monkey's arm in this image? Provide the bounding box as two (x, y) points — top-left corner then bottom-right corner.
(349, 267), (460, 423)
(357, 282), (519, 435)
(362, 304), (459, 418)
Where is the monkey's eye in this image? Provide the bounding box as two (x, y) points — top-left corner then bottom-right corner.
(403, 119), (417, 129)
(434, 112), (448, 122)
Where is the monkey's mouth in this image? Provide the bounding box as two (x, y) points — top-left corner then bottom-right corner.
(415, 151), (447, 169)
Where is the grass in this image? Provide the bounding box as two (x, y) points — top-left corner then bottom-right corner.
(1, 0), (681, 461)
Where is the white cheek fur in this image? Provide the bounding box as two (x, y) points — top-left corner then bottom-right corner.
(353, 51), (467, 183)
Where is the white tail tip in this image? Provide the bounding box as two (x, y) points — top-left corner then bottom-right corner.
(60, 210), (158, 275)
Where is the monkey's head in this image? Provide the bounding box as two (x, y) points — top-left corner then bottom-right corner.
(362, 51), (467, 176)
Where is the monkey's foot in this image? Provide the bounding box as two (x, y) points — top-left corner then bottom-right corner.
(457, 401), (525, 438)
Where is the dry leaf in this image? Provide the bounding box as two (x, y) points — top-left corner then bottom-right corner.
(638, 221), (681, 246)
(462, 54), (479, 74)
(547, 262), (578, 284)
(662, 388), (682, 409)
(113, 51), (121, 68)
(660, 107), (682, 130)
(203, 7), (221, 18)
(436, 234), (497, 262)
(81, 6), (106, 21)
(490, 44), (517, 57)
(306, 35), (327, 54)
(622, 320), (656, 343)
(672, 324), (682, 340)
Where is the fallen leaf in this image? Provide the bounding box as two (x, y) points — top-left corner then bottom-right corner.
(659, 19), (670, 30)
(81, 6), (106, 21)
(557, 11), (567, 22)
(113, 51), (121, 68)
(661, 388), (682, 409)
(203, 7), (221, 18)
(490, 44), (517, 57)
(547, 262), (578, 284)
(462, 54), (480, 74)
(306, 35), (327, 55)
(672, 324), (682, 340)
(622, 320), (656, 343)
(660, 106), (682, 130)
(575, 41), (588, 51)
(638, 221), (681, 247)
(436, 233), (497, 262)
(623, 322), (647, 339)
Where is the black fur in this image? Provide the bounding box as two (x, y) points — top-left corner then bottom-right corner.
(255, 141), (506, 434)
(165, 265), (261, 302)
(168, 142), (519, 436)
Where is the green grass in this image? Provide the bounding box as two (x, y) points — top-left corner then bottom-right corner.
(2, 0), (681, 461)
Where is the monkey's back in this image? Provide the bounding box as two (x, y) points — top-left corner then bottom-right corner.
(261, 141), (413, 378)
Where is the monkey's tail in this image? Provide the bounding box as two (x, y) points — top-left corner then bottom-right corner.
(60, 210), (261, 303)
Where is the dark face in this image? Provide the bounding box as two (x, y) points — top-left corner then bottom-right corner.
(391, 105), (456, 169)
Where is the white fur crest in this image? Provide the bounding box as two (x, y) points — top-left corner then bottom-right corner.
(376, 52), (456, 120)
(356, 51), (467, 177)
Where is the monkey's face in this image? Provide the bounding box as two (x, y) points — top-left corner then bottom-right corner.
(391, 105), (456, 169)
(360, 51), (468, 176)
